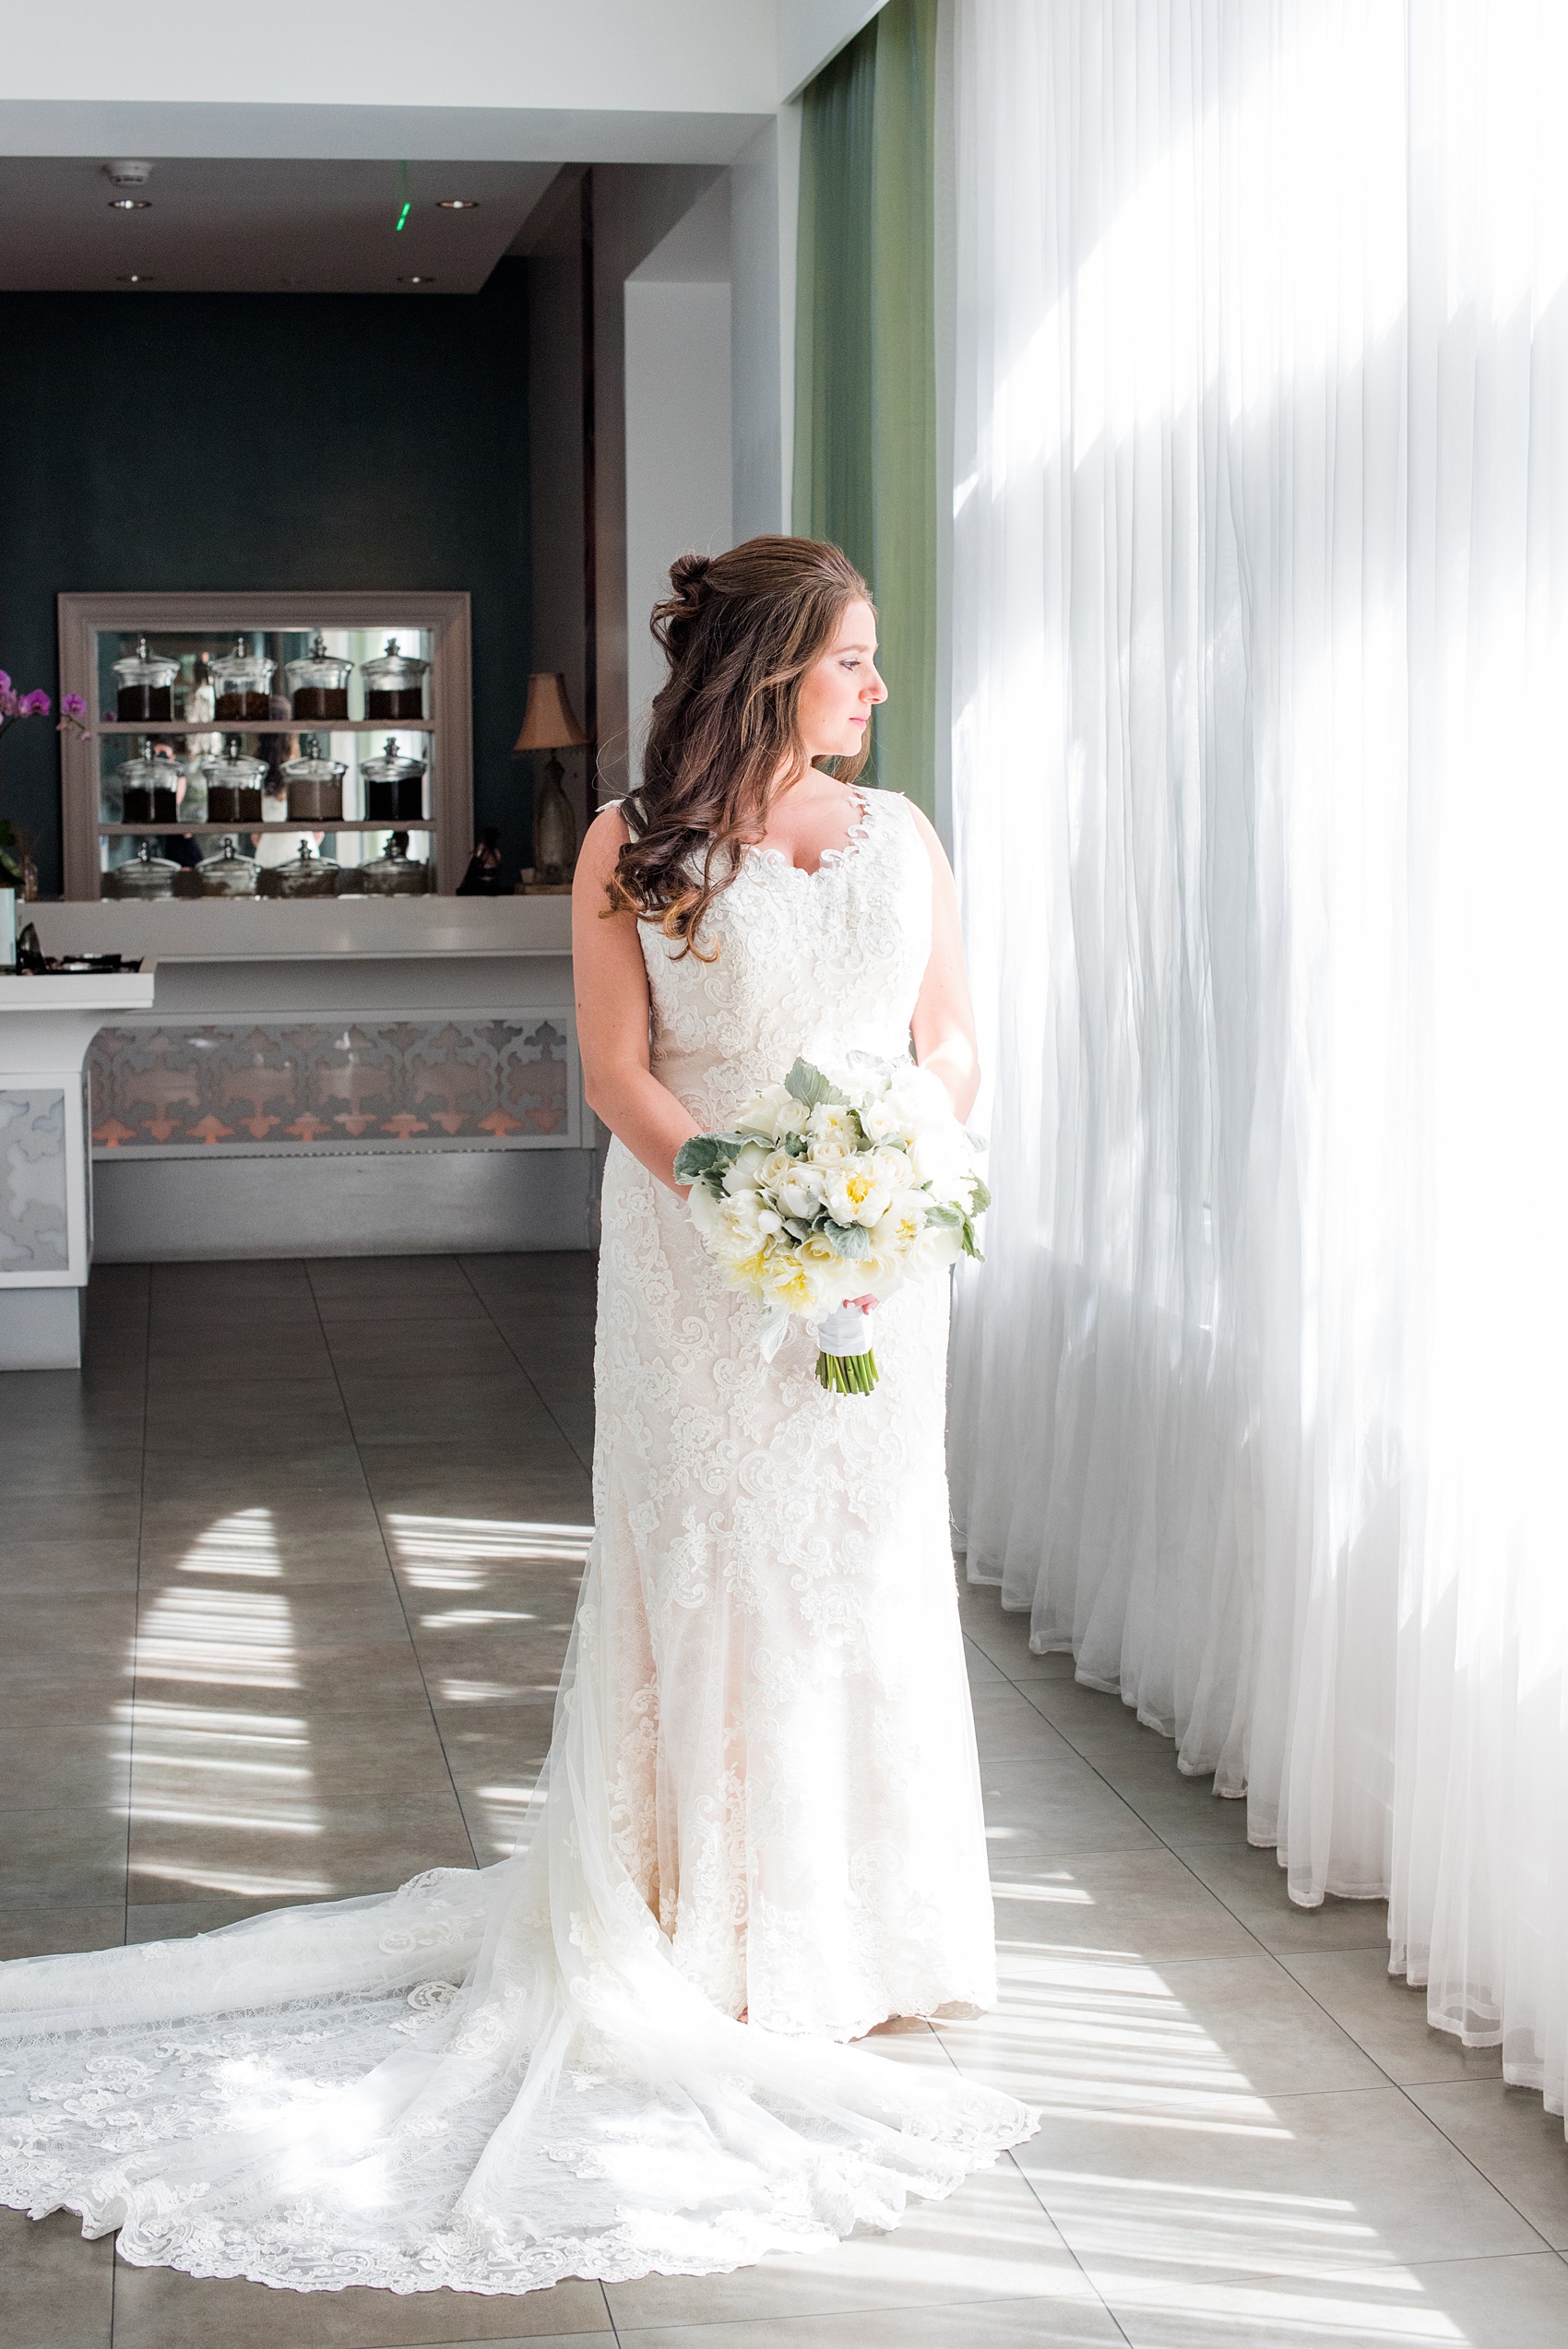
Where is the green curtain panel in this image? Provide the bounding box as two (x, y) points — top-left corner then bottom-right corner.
(794, 0), (937, 813)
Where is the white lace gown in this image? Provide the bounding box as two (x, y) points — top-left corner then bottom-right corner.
(0, 788), (1031, 2296)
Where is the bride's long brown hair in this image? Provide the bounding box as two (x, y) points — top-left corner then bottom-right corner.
(605, 535), (873, 956)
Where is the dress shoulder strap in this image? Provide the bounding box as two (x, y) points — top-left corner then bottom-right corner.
(607, 791), (647, 841)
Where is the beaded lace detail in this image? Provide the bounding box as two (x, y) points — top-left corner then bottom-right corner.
(0, 786), (1032, 2297)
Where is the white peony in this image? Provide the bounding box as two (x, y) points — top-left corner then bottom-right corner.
(822, 1153), (904, 1229)
(858, 1065), (944, 1144)
(908, 1119), (972, 1200)
(721, 1140), (771, 1195)
(871, 1188), (935, 1255)
(706, 1187), (775, 1273)
(758, 1229), (851, 1317)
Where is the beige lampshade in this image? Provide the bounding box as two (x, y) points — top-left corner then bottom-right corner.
(513, 671), (588, 753)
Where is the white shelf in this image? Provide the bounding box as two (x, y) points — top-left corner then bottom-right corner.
(29, 897), (574, 964)
(100, 821), (435, 836)
(95, 720), (436, 735)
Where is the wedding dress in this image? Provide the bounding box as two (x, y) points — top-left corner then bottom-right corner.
(0, 785), (1032, 2296)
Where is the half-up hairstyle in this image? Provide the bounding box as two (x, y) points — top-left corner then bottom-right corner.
(606, 535), (873, 956)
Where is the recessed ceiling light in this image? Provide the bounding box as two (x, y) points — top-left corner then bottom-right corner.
(437, 198), (480, 210)
(116, 274), (155, 285)
(109, 197), (151, 210)
(398, 276), (436, 285)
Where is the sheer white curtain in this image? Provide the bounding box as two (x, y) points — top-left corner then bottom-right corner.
(948, 0), (1568, 2097)
(1391, 4), (1568, 2093)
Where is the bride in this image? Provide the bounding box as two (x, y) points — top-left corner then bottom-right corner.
(0, 536), (1033, 2296)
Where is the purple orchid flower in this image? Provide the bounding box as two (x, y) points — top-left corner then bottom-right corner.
(19, 690), (51, 718)
(62, 693), (87, 719)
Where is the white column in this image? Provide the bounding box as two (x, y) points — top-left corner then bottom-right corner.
(0, 966), (155, 1367)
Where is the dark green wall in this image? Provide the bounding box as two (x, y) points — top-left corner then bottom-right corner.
(0, 264), (531, 896)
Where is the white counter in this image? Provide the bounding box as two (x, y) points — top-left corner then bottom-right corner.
(21, 896), (596, 1275)
(30, 894), (573, 964)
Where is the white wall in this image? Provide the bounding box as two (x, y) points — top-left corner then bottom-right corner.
(624, 280), (734, 765)
(6, 2), (777, 114)
(2, 0), (891, 133)
(777, 0), (890, 98)
(730, 111), (800, 540)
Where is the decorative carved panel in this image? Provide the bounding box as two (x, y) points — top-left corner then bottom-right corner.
(89, 1016), (579, 1158)
(0, 1089), (71, 1269)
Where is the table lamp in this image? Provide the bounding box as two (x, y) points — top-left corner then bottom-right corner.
(514, 672), (588, 885)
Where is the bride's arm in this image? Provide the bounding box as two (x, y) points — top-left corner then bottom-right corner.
(573, 807), (702, 1192)
(908, 805), (981, 1122)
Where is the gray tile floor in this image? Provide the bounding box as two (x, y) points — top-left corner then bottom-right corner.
(4, 1255), (1568, 2348)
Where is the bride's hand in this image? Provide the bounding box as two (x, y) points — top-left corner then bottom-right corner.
(845, 1295), (877, 1312)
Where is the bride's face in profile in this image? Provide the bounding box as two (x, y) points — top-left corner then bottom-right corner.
(795, 599), (887, 764)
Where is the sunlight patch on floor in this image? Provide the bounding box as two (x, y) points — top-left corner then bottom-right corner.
(168, 1504), (283, 1577)
(386, 1513), (593, 1592)
(128, 1512), (327, 1897)
(989, 1925), (1477, 2338)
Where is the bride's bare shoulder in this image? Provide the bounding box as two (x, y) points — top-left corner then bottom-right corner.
(575, 803), (633, 894)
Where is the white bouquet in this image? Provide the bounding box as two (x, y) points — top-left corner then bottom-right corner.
(673, 1055), (989, 1394)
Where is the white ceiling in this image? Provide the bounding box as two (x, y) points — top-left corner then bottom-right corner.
(0, 156), (561, 294)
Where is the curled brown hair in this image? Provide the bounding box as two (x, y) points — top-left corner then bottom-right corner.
(605, 534), (873, 955)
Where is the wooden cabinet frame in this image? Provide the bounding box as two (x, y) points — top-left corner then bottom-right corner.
(57, 590), (473, 901)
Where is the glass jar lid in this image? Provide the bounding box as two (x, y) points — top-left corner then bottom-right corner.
(283, 634), (354, 691)
(209, 635), (277, 690)
(272, 837), (340, 880)
(109, 842), (183, 895)
(199, 735), (269, 786)
(280, 734), (348, 784)
(112, 635), (180, 689)
(194, 837), (260, 888)
(362, 829), (426, 875)
(360, 735), (428, 781)
(361, 638), (430, 688)
(116, 739), (176, 787)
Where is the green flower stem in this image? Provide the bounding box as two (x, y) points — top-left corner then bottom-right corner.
(815, 1348), (880, 1395)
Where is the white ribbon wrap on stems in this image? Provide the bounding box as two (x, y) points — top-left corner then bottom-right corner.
(814, 1303), (875, 1357)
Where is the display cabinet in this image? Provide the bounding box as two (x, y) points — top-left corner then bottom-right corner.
(57, 592), (473, 902)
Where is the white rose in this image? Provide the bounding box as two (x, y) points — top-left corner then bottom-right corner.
(858, 1093), (912, 1145)
(761, 1149), (826, 1222)
(805, 1102), (861, 1159)
(739, 1084), (810, 1145)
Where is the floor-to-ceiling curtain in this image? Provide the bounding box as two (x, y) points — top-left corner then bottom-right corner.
(948, 0), (1568, 2106)
(794, 0), (938, 813)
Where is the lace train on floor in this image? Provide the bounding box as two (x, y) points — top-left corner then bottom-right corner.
(0, 1581), (1035, 2297)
